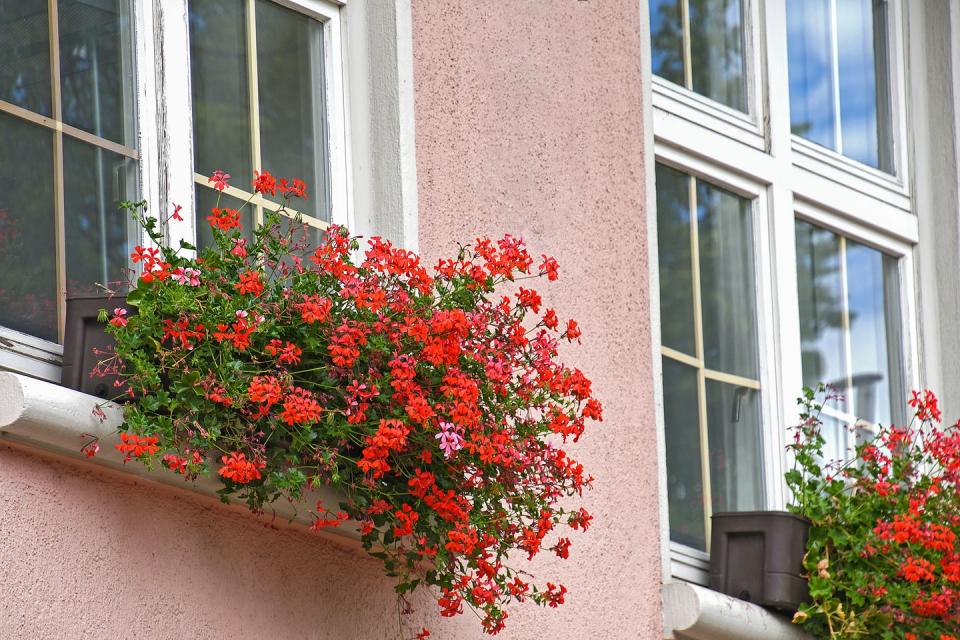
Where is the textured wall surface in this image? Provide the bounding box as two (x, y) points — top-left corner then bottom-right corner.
(0, 1), (658, 638)
(411, 0), (660, 638)
(0, 444), (414, 639)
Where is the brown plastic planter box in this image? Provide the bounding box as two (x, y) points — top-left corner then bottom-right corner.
(61, 294), (133, 400)
(708, 511), (810, 612)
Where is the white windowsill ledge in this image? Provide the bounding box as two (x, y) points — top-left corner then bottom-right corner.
(663, 582), (813, 640)
(0, 372), (357, 541)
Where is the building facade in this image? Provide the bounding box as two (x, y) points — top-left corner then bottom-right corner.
(0, 0), (959, 638)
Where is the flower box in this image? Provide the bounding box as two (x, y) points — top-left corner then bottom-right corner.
(708, 511), (810, 612)
(61, 294), (132, 400)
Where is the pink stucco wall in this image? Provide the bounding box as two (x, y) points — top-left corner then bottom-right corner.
(411, 0), (661, 638)
(0, 1), (658, 638)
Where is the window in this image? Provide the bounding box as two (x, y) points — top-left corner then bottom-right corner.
(0, 0), (137, 345)
(656, 163), (763, 552)
(795, 219), (904, 461)
(649, 0), (748, 111)
(188, 0), (343, 248)
(647, 0), (917, 583)
(787, 0), (893, 172)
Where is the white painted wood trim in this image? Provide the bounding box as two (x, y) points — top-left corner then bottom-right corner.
(638, 0), (672, 583)
(662, 582), (812, 640)
(0, 372), (358, 541)
(340, 0), (420, 250)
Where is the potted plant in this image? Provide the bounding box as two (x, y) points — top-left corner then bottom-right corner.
(786, 386), (960, 639)
(90, 170), (602, 637)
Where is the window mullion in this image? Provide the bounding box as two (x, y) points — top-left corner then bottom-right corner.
(680, 0), (693, 90)
(838, 236), (855, 419)
(48, 0), (67, 343)
(687, 175), (713, 551)
(829, 0), (843, 154)
(246, 0), (264, 227)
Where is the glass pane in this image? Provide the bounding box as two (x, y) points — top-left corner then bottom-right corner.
(649, 0), (684, 87)
(787, 0), (892, 171)
(697, 179), (757, 378)
(58, 0), (135, 145)
(836, 0), (891, 171)
(0, 0), (52, 116)
(256, 0), (327, 220)
(0, 113), (57, 341)
(189, 0), (252, 186)
(795, 220), (848, 412)
(277, 214), (322, 251)
(63, 137), (136, 296)
(689, 0), (746, 111)
(706, 380), (762, 514)
(819, 415), (849, 467)
(786, 0), (836, 149)
(655, 164), (696, 356)
(663, 357), (706, 550)
(195, 185), (254, 249)
(846, 240), (900, 425)
(265, 214), (323, 281)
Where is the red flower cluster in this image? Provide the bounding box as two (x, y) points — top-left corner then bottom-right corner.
(234, 270), (264, 296)
(132, 245), (173, 283)
(207, 207), (241, 231)
(248, 375), (283, 406)
(264, 339), (302, 365)
(217, 452), (265, 484)
(115, 432), (159, 461)
(279, 387), (323, 426)
(213, 318), (256, 350)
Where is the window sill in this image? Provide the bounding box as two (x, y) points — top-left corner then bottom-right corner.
(0, 372), (356, 541)
(662, 582), (812, 640)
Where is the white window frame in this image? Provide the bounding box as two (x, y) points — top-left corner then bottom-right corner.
(1, 0), (420, 384)
(645, 0), (922, 586)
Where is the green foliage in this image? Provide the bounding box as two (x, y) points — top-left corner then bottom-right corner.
(787, 386), (960, 639)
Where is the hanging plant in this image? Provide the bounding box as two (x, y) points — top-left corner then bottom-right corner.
(95, 171), (601, 636)
(787, 386), (960, 639)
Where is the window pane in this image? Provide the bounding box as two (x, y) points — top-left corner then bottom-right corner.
(58, 0), (135, 146)
(649, 0), (684, 87)
(846, 240), (901, 425)
(663, 357), (706, 551)
(63, 137), (135, 296)
(786, 0), (836, 149)
(819, 415), (848, 467)
(256, 0), (328, 220)
(276, 214), (322, 251)
(787, 0), (893, 171)
(837, 0), (888, 169)
(656, 164), (696, 356)
(795, 221), (903, 424)
(795, 220), (848, 412)
(0, 113), (57, 341)
(195, 185), (254, 249)
(264, 214), (323, 281)
(697, 179), (757, 378)
(689, 0), (746, 111)
(0, 0), (52, 116)
(648, 0), (746, 112)
(706, 380), (762, 514)
(189, 0), (253, 186)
